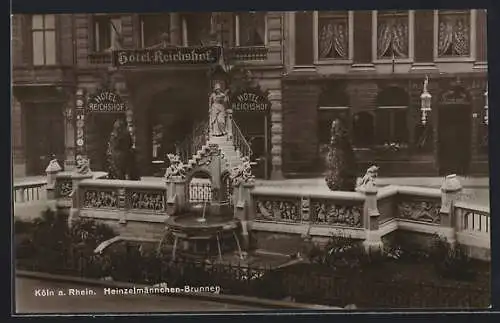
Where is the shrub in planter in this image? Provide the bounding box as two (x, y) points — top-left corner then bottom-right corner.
(324, 119), (357, 192)
(430, 235), (476, 281)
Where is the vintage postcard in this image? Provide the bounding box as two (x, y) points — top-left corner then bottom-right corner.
(12, 9), (490, 314)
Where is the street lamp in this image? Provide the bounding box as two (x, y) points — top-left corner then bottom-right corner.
(484, 84), (488, 126)
(420, 75), (432, 125)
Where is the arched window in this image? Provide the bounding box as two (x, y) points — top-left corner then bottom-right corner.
(317, 83), (350, 147)
(375, 86), (409, 145)
(352, 112), (375, 147)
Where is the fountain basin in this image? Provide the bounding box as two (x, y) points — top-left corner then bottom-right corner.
(164, 212), (242, 259)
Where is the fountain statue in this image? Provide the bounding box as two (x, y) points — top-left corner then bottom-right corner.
(164, 153), (186, 179)
(356, 165), (379, 191)
(209, 82), (229, 137)
(74, 154), (92, 176)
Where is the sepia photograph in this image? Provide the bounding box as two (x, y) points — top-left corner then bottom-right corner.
(11, 8), (491, 314)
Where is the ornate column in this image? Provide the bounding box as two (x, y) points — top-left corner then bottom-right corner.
(164, 154), (187, 216)
(74, 89), (87, 160)
(68, 155), (93, 227)
(45, 158), (62, 200)
(356, 166), (383, 252)
(231, 158), (256, 251)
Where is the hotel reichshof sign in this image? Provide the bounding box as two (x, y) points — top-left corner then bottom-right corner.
(87, 89), (126, 113)
(112, 46), (221, 67)
(231, 88), (270, 113)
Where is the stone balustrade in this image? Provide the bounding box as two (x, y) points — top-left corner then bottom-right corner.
(247, 177), (490, 260)
(48, 166), (490, 260)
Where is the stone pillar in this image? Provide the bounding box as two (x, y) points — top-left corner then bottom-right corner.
(170, 13), (182, 46)
(474, 9), (487, 69)
(46, 159), (62, 200)
(165, 177), (186, 216)
(67, 171), (93, 227)
(360, 185), (383, 252)
(351, 11), (375, 71)
(269, 89), (283, 180)
(411, 10), (437, 71)
(440, 174), (463, 244)
(233, 182), (255, 250)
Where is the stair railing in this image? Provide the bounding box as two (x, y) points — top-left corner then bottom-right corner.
(176, 120), (209, 163)
(230, 118), (253, 159)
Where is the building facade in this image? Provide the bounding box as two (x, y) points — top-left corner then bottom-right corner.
(12, 12), (285, 178)
(282, 10), (488, 177)
(12, 10), (488, 179)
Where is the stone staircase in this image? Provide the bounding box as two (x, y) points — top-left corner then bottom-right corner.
(182, 134), (245, 174)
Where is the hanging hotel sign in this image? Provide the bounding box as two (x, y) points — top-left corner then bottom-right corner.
(87, 89), (126, 113)
(112, 46), (221, 67)
(230, 88), (270, 113)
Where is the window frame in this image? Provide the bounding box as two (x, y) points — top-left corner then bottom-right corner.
(139, 13), (171, 48)
(313, 11), (354, 64)
(31, 14), (57, 66)
(92, 14), (122, 53)
(433, 9), (476, 62)
(234, 11), (268, 47)
(372, 10), (415, 64)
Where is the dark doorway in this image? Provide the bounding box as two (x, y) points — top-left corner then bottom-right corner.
(438, 104), (472, 175)
(25, 103), (65, 175)
(86, 113), (125, 171)
(233, 112), (271, 179)
(147, 89), (206, 175)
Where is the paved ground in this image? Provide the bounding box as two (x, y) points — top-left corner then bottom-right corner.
(15, 277), (264, 314)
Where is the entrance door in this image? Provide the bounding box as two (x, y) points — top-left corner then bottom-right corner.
(233, 112), (270, 179)
(87, 114), (123, 172)
(147, 93), (206, 176)
(25, 103), (65, 175)
(438, 104), (472, 175)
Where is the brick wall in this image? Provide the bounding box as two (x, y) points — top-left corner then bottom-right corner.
(282, 80), (320, 174)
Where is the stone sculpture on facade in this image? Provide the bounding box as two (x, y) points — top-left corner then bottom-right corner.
(164, 153), (186, 180)
(356, 165), (379, 191)
(209, 82), (230, 137)
(230, 156), (255, 186)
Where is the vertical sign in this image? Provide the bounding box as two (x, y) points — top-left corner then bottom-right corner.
(74, 89), (86, 155)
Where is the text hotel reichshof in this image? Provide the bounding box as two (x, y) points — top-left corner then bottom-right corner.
(113, 47), (220, 67)
(103, 285), (221, 296)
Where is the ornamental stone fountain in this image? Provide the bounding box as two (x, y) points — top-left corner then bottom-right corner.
(160, 144), (256, 263)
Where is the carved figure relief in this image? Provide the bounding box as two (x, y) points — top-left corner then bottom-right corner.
(311, 201), (362, 227)
(398, 200), (441, 224)
(83, 190), (118, 209)
(56, 179), (73, 198)
(129, 191), (166, 211)
(255, 199), (301, 222)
